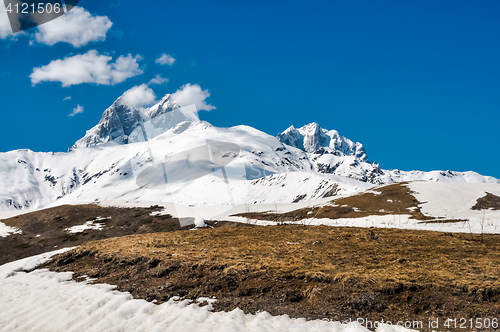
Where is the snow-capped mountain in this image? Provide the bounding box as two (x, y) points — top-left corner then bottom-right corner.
(277, 123), (383, 183)
(0, 93), (498, 212)
(0, 120), (368, 211)
(72, 94), (181, 150)
(276, 123), (497, 185)
(278, 123), (368, 160)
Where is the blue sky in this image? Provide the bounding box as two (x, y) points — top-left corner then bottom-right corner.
(0, 0), (499, 178)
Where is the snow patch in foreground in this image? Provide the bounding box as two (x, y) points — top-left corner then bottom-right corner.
(0, 221), (22, 238)
(0, 247), (75, 280)
(0, 251), (416, 332)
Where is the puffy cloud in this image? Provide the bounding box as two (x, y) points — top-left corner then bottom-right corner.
(30, 50), (143, 87)
(118, 84), (156, 109)
(155, 54), (175, 66)
(34, 7), (112, 47)
(171, 84), (215, 111)
(148, 75), (169, 85)
(68, 104), (84, 117)
(116, 82), (214, 113)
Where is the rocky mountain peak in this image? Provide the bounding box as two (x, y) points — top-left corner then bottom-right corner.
(146, 94), (179, 119)
(72, 94), (181, 150)
(277, 123), (368, 162)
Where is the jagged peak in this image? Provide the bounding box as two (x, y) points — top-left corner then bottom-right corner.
(277, 122), (368, 162)
(282, 125), (297, 133)
(71, 92), (189, 150)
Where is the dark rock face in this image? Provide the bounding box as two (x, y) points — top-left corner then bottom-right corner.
(72, 102), (142, 149)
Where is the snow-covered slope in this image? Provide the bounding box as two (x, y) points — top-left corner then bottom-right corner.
(409, 181), (500, 222)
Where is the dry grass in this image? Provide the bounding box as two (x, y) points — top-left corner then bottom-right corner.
(63, 225), (500, 289)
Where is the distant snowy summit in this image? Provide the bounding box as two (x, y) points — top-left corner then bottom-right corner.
(278, 122), (368, 161)
(276, 122), (498, 185)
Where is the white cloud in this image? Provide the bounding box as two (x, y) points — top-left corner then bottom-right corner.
(68, 105), (84, 117)
(30, 50), (143, 87)
(148, 75), (169, 85)
(171, 84), (215, 111)
(34, 7), (112, 47)
(155, 54), (175, 66)
(63, 96), (72, 101)
(118, 84), (156, 109)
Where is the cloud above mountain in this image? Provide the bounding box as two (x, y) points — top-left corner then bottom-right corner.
(118, 75), (168, 109)
(171, 84), (215, 111)
(30, 50), (143, 87)
(34, 7), (112, 47)
(118, 84), (157, 109)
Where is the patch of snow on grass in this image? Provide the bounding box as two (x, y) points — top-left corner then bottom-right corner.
(0, 222), (22, 238)
(65, 217), (110, 233)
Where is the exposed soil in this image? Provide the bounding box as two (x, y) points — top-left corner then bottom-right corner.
(473, 193), (500, 211)
(235, 183), (439, 223)
(0, 204), (189, 265)
(43, 225), (500, 331)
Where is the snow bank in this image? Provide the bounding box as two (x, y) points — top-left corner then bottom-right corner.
(0, 247), (75, 280)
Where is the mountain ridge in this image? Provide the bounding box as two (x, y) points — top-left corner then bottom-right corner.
(0, 93), (498, 212)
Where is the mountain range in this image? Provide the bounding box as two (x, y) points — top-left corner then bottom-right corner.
(0, 93), (498, 212)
